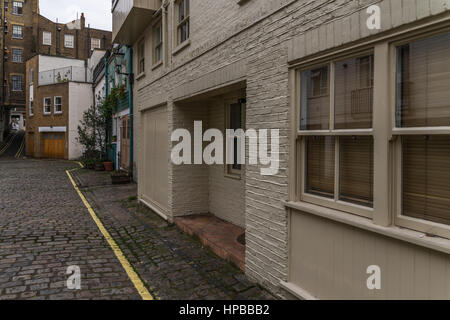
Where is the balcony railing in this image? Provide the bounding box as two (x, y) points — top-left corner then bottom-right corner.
(112, 0), (160, 45)
(39, 66), (92, 86)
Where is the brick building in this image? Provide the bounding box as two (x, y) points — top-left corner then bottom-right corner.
(25, 54), (94, 160)
(0, 0), (111, 142)
(113, 0), (450, 299)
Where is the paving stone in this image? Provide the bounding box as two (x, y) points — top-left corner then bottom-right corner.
(0, 160), (274, 300)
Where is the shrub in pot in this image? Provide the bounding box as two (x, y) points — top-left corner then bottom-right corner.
(104, 161), (114, 172)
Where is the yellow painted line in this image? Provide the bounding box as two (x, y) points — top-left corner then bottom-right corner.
(66, 164), (154, 300)
(15, 136), (25, 158)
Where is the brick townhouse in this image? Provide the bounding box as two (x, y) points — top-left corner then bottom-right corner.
(113, 0), (450, 299)
(0, 0), (112, 143)
(24, 7), (112, 160)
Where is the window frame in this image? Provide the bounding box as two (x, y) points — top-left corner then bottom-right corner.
(12, 48), (23, 63)
(153, 17), (163, 66)
(12, 25), (23, 39)
(176, 0), (190, 46)
(43, 97), (52, 115)
(389, 28), (450, 239)
(225, 98), (246, 179)
(42, 31), (52, 46)
(12, 1), (23, 15)
(137, 38), (145, 75)
(64, 34), (74, 48)
(54, 96), (62, 114)
(29, 100), (34, 117)
(296, 50), (375, 219)
(91, 38), (101, 50)
(11, 75), (22, 92)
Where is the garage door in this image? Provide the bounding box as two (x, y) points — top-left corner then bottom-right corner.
(141, 106), (169, 216)
(43, 133), (65, 159)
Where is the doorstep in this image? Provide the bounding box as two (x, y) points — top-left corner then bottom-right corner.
(174, 214), (246, 272)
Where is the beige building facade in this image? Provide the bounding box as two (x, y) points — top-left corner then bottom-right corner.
(113, 0), (450, 299)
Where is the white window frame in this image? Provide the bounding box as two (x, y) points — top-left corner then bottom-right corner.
(12, 1), (23, 15)
(12, 25), (23, 39)
(54, 96), (62, 114)
(296, 50), (375, 219)
(390, 29), (450, 240)
(64, 34), (74, 48)
(153, 18), (163, 66)
(176, 0), (190, 45)
(43, 97), (52, 115)
(43, 31), (52, 46)
(91, 38), (101, 49)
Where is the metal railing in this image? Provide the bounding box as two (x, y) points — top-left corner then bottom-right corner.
(39, 66), (92, 86)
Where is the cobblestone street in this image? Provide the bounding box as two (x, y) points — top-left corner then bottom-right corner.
(0, 159), (273, 300)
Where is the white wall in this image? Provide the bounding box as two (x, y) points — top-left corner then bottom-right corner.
(68, 82), (93, 160)
(39, 55), (85, 72)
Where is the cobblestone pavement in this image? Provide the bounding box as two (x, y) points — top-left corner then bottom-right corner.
(0, 160), (141, 300)
(0, 159), (274, 300)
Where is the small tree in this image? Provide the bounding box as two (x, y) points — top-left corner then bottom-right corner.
(77, 84), (126, 162)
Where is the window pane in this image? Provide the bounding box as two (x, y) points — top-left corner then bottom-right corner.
(339, 136), (374, 207)
(306, 136), (335, 198)
(397, 33), (450, 127)
(335, 55), (374, 129)
(230, 103), (242, 170)
(402, 135), (450, 225)
(300, 66), (330, 130)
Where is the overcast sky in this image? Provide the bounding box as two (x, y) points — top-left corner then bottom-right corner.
(39, 0), (112, 31)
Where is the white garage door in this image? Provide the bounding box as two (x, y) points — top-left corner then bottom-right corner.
(140, 106), (169, 217)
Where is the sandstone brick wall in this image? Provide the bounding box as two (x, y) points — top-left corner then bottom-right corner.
(132, 0), (450, 297)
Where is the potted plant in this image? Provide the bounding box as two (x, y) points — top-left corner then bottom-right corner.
(104, 161), (114, 172)
(111, 171), (131, 185)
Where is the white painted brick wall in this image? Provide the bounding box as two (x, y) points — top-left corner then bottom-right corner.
(130, 0), (450, 297)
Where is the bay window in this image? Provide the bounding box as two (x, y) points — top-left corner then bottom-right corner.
(294, 27), (450, 238)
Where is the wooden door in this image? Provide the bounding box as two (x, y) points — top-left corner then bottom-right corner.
(43, 133), (65, 159)
(120, 116), (130, 170)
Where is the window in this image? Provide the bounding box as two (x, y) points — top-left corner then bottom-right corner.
(176, 0), (190, 45)
(54, 97), (62, 114)
(299, 54), (375, 216)
(30, 68), (34, 84)
(12, 48), (22, 63)
(64, 34), (74, 48)
(43, 97), (51, 115)
(29, 101), (34, 117)
(12, 1), (23, 15)
(395, 32), (450, 229)
(91, 38), (101, 49)
(153, 20), (163, 65)
(12, 25), (23, 39)
(43, 31), (52, 45)
(11, 75), (22, 91)
(138, 39), (145, 74)
(226, 99), (245, 176)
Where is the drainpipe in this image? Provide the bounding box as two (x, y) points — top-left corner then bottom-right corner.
(127, 46), (134, 179)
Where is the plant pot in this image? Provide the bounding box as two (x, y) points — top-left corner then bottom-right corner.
(104, 162), (114, 172)
(95, 162), (105, 171)
(111, 174), (131, 185)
